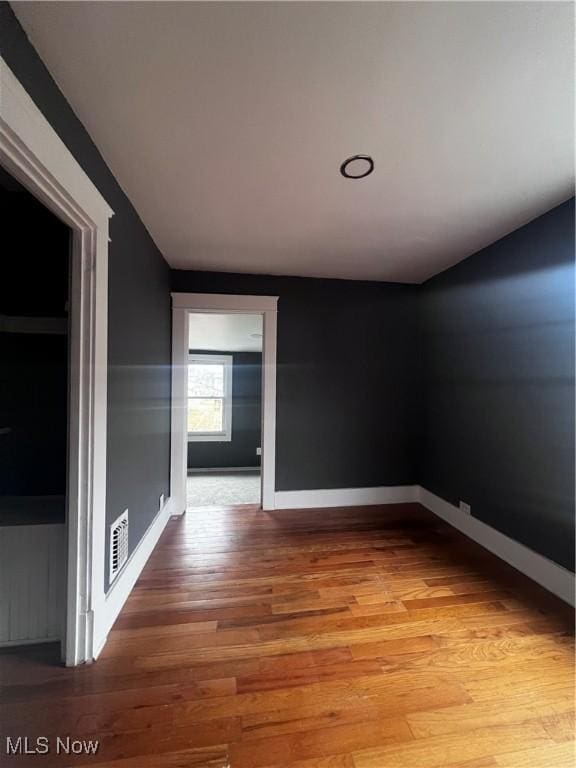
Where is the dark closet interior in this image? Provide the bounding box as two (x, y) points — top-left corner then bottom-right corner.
(0, 166), (70, 525)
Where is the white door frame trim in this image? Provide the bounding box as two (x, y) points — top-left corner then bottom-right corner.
(171, 292), (278, 512)
(0, 56), (113, 665)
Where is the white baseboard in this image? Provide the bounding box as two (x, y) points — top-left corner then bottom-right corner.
(93, 496), (173, 657)
(418, 487), (575, 607)
(274, 485), (418, 510)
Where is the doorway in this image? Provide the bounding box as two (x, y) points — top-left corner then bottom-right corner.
(187, 313), (263, 509)
(1, 54), (113, 664)
(170, 293), (278, 514)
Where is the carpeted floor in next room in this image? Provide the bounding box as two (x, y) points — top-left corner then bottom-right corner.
(187, 470), (261, 507)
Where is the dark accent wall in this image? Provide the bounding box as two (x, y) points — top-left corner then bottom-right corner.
(1, 4), (172, 588)
(188, 351), (262, 470)
(0, 178), (70, 508)
(173, 272), (421, 491)
(421, 199), (575, 572)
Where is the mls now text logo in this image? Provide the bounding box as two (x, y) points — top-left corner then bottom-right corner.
(5, 736), (99, 756)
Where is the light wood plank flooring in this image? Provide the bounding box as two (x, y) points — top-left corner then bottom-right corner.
(1, 502), (574, 767)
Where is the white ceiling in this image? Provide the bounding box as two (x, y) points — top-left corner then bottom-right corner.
(14, 2), (574, 283)
(189, 313), (263, 353)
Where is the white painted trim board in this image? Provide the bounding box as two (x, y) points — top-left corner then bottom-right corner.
(274, 486), (419, 509)
(172, 292), (278, 312)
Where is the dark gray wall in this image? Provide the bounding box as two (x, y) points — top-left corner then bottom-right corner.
(0, 4), (172, 588)
(188, 351), (262, 470)
(421, 199), (575, 571)
(173, 272), (422, 491)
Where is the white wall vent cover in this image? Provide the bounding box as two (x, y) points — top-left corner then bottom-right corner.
(109, 509), (129, 583)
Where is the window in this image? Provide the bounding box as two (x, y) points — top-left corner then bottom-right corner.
(187, 354), (233, 441)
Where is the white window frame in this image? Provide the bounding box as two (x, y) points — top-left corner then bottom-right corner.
(187, 353), (233, 442)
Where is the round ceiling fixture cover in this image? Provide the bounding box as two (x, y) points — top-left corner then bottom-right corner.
(340, 154), (374, 179)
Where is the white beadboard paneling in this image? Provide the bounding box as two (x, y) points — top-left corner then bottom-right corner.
(0, 524), (65, 646)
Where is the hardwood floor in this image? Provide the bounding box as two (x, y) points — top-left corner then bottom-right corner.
(1, 503), (574, 767)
